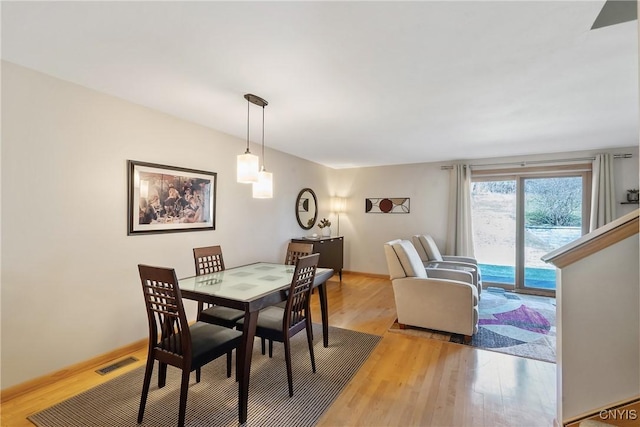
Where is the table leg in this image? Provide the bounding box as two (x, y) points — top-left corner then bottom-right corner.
(238, 310), (257, 423)
(318, 281), (329, 347)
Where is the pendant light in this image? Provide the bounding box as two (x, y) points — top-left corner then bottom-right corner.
(250, 94), (273, 199)
(236, 95), (260, 183)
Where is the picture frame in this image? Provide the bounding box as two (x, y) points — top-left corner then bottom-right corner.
(365, 197), (410, 214)
(127, 160), (216, 235)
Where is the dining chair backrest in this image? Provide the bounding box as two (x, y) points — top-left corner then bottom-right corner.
(284, 242), (314, 266)
(138, 264), (191, 360)
(192, 245), (243, 328)
(284, 253), (319, 332)
(193, 245), (225, 276)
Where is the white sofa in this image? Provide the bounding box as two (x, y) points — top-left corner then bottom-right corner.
(412, 234), (482, 296)
(384, 239), (479, 337)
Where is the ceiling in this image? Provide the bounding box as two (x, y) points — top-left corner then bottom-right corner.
(1, 1), (638, 169)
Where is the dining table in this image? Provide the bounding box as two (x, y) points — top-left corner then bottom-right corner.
(178, 262), (334, 423)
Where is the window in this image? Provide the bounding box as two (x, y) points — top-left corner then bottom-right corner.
(471, 165), (591, 295)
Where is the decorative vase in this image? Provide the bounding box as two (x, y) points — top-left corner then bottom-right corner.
(321, 227), (331, 237)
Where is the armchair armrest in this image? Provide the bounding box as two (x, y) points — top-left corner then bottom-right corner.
(442, 255), (478, 265)
(424, 260), (477, 272)
(425, 268), (473, 284)
(424, 261), (478, 285)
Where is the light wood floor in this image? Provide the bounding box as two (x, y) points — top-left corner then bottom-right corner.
(1, 273), (557, 426)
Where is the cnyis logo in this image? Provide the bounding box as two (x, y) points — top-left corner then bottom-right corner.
(599, 409), (638, 421)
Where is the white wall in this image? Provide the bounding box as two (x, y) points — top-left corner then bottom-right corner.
(332, 148), (639, 276)
(330, 162), (450, 274)
(0, 62), (332, 389)
(2, 60), (638, 390)
(558, 233), (640, 422)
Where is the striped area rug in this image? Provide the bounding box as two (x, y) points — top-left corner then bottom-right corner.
(29, 325), (381, 427)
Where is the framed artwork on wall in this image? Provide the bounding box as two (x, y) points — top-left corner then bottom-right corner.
(127, 160), (216, 235)
(365, 197), (410, 214)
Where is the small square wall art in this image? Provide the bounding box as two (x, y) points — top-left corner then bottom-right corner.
(365, 198), (410, 214)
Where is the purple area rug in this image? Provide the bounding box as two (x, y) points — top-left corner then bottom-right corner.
(451, 289), (556, 363)
(389, 289), (556, 363)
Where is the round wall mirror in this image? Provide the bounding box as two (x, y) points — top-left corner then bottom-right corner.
(295, 188), (318, 230)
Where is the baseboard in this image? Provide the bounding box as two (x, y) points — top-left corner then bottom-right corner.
(563, 396), (640, 426)
(1, 338), (147, 402)
(343, 270), (389, 279)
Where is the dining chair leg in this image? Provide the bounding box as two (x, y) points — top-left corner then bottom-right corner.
(158, 362), (168, 388)
(195, 367), (201, 383)
(283, 336), (294, 397)
(177, 369), (191, 427)
(137, 357), (154, 423)
(305, 319), (316, 373)
(261, 337), (266, 355)
(226, 351), (232, 378)
(196, 301), (204, 320)
(235, 349), (240, 382)
(268, 339), (273, 358)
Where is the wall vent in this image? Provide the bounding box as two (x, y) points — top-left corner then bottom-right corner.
(95, 357), (139, 375)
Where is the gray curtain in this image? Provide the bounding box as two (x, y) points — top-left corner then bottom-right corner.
(445, 164), (475, 256)
(590, 153), (616, 231)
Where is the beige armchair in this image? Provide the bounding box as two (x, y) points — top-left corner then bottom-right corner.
(384, 239), (479, 337)
(412, 234), (482, 296)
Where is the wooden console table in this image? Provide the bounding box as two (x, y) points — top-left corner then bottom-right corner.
(291, 236), (344, 280)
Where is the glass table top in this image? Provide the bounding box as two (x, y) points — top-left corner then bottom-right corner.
(179, 262), (331, 302)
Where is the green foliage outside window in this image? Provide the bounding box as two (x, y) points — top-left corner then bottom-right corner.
(525, 177), (582, 227)
(473, 178), (582, 227)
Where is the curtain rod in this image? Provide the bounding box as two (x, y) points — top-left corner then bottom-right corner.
(440, 153), (633, 170)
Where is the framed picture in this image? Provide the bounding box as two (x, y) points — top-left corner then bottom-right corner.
(127, 160), (216, 235)
(365, 197), (410, 214)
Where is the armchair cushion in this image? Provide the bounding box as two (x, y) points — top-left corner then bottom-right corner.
(384, 240), (406, 280)
(418, 235), (443, 262)
(391, 240), (427, 278)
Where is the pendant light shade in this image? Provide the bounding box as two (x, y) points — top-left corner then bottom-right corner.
(253, 167), (273, 198)
(236, 94), (262, 184)
(237, 151), (259, 183)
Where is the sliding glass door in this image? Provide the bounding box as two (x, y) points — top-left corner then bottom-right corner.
(472, 169), (590, 295)
(522, 176), (585, 292)
(471, 179), (517, 286)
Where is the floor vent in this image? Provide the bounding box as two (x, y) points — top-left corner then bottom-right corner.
(96, 357), (139, 375)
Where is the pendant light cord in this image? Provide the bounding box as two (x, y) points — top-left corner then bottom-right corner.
(246, 98), (251, 154)
(261, 105), (266, 170)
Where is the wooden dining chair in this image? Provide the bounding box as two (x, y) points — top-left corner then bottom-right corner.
(137, 264), (243, 427)
(237, 253), (320, 397)
(284, 242), (314, 265)
(262, 241), (316, 354)
(193, 246), (245, 377)
(193, 246), (246, 328)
